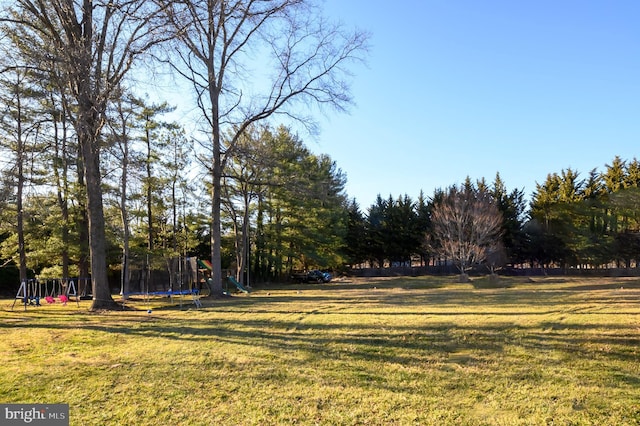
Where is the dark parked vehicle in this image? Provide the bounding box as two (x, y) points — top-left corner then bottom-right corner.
(307, 270), (332, 283)
(290, 270), (332, 283)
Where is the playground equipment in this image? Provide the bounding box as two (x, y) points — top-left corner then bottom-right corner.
(197, 259), (250, 295)
(10, 257), (249, 311)
(227, 276), (250, 294)
(12, 278), (81, 311)
(123, 256), (206, 308)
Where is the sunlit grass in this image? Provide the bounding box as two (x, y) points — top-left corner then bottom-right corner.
(1, 276), (640, 425)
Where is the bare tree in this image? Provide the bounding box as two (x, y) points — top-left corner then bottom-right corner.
(431, 185), (503, 281)
(158, 0), (369, 295)
(4, 0), (170, 309)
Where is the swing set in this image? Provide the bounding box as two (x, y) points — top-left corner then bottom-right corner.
(10, 257), (210, 311)
(11, 278), (83, 311)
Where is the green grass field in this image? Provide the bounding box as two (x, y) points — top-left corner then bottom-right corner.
(1, 276), (640, 425)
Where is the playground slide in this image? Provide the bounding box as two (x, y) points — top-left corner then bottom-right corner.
(227, 276), (250, 293)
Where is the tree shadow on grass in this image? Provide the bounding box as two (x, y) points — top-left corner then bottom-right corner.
(3, 282), (640, 391)
(7, 305), (639, 365)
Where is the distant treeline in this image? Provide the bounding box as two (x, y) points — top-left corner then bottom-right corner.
(344, 156), (640, 274)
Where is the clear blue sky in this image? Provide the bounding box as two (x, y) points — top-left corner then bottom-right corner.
(316, 0), (640, 208)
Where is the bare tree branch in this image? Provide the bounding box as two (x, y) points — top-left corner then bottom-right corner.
(431, 185), (503, 277)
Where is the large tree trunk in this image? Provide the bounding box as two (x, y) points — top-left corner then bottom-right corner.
(210, 134), (224, 296)
(208, 79), (224, 296)
(78, 104), (118, 309)
(83, 137), (118, 310)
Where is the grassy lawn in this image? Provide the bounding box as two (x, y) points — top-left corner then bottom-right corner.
(1, 276), (640, 425)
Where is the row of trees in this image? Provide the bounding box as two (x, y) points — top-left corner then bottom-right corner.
(342, 157), (640, 274)
(2, 79), (639, 295)
(0, 0), (368, 308)
(0, 105), (350, 288)
(343, 174), (527, 274)
(221, 125), (349, 281)
(528, 157), (640, 269)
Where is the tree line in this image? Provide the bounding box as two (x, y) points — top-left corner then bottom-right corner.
(343, 174), (528, 275)
(0, 0), (368, 308)
(527, 157), (640, 269)
(344, 156), (640, 275)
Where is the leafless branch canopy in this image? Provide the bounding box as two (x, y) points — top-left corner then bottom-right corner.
(431, 185), (503, 273)
(158, 0), (369, 146)
(5, 0), (171, 129)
